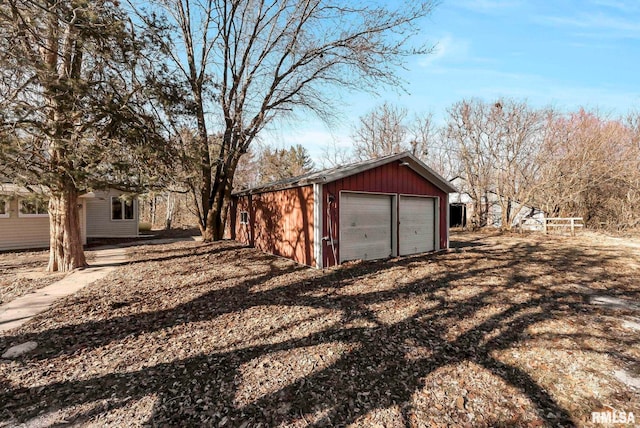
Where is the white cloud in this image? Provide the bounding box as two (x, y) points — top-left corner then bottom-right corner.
(418, 35), (470, 67)
(536, 10), (640, 39)
(590, 0), (640, 13)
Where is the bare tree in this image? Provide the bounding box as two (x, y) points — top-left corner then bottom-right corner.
(444, 99), (545, 230)
(320, 139), (352, 168)
(408, 112), (435, 159)
(407, 112), (457, 179)
(445, 100), (497, 228)
(0, 0), (164, 271)
(352, 102), (409, 160)
(537, 109), (638, 229)
(624, 111), (640, 228)
(234, 146), (261, 190)
(490, 100), (546, 229)
(351, 105), (455, 178)
(133, 0), (221, 239)
(142, 0), (436, 240)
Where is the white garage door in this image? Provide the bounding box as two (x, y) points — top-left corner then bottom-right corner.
(340, 193), (392, 262)
(399, 196), (435, 256)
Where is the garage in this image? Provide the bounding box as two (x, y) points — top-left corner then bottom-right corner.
(399, 195), (436, 255)
(230, 152), (457, 268)
(339, 192), (393, 262)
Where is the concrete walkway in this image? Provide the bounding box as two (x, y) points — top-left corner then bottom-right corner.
(0, 247), (128, 333)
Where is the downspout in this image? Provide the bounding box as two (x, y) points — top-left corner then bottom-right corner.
(325, 193), (338, 266)
(445, 193), (450, 249)
(313, 183), (323, 268)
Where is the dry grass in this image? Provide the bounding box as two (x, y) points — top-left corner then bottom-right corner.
(1, 231), (639, 427)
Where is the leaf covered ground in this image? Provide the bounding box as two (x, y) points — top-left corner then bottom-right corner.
(0, 249), (99, 306)
(0, 250), (66, 305)
(1, 231), (639, 427)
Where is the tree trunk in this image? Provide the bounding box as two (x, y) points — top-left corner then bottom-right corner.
(165, 191), (174, 230)
(471, 195), (483, 230)
(47, 186), (87, 272)
(202, 152), (240, 242)
(203, 182), (229, 241)
(500, 199), (512, 231)
(151, 194), (156, 227)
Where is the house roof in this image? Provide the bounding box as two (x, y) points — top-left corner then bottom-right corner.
(233, 152), (458, 196)
(0, 184), (123, 199)
(0, 183), (49, 197)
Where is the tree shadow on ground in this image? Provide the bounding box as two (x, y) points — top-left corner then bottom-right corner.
(1, 233), (638, 426)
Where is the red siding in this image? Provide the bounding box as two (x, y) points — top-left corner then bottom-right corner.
(322, 161), (448, 267)
(234, 185), (315, 266)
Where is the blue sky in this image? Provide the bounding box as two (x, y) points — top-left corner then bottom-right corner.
(263, 0), (640, 160)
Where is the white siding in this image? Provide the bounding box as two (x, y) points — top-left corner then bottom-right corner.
(85, 189), (139, 238)
(0, 198), (50, 251)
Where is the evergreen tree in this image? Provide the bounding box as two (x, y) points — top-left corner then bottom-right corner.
(0, 0), (166, 271)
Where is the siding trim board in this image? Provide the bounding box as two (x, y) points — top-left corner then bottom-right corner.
(313, 183), (323, 268)
(445, 194), (450, 249)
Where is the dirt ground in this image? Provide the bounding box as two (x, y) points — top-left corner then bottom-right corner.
(0, 228), (198, 306)
(0, 249), (103, 306)
(0, 250), (67, 305)
(0, 230), (639, 427)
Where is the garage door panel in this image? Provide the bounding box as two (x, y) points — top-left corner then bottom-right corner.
(399, 196), (435, 256)
(340, 193), (392, 262)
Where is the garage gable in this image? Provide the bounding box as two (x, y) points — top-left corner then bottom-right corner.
(322, 160), (450, 267)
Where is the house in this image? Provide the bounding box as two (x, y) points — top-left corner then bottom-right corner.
(0, 185), (139, 251)
(449, 179), (473, 228)
(448, 177), (544, 229)
(228, 152), (457, 268)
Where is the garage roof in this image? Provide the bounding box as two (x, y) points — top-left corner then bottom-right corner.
(234, 152), (458, 196)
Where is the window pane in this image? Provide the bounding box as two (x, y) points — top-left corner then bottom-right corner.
(20, 200), (37, 215)
(123, 200), (134, 220)
(112, 198), (123, 220)
(0, 199), (6, 215)
(37, 199), (48, 214)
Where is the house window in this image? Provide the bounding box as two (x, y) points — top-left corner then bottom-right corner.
(18, 197), (49, 217)
(0, 198), (8, 218)
(240, 211), (249, 224)
(111, 197), (135, 221)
